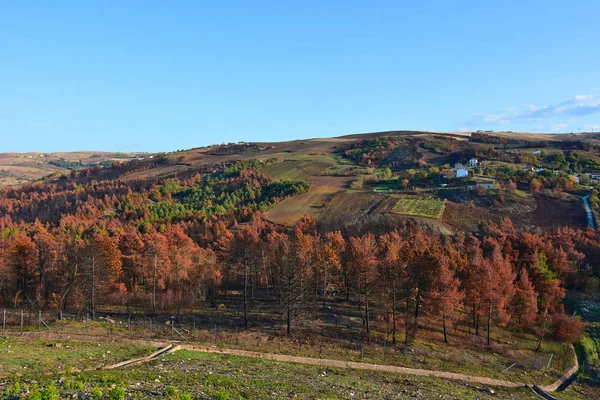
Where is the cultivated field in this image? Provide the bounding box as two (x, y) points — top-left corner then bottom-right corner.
(382, 196), (445, 219)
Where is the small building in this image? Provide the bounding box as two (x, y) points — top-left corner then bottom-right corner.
(456, 168), (469, 178)
(469, 180), (495, 190)
(468, 158), (478, 167)
(532, 150), (541, 155)
(588, 172), (600, 180)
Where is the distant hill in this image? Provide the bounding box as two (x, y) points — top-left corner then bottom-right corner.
(0, 151), (150, 186)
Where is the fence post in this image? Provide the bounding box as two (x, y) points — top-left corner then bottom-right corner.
(546, 353), (554, 369)
(149, 318), (153, 335)
(235, 326), (238, 345)
(86, 313), (89, 333)
(2, 310), (5, 330)
(171, 321), (174, 340)
(20, 310), (23, 330)
(361, 343), (364, 359)
(128, 314), (131, 333)
(38, 310), (41, 330)
(214, 324), (217, 343)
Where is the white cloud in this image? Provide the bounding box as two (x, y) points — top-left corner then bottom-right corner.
(466, 93), (600, 126)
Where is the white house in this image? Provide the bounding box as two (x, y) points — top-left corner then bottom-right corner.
(456, 168), (469, 178)
(468, 158), (478, 167)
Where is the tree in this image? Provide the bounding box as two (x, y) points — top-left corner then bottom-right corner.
(317, 231), (345, 309)
(83, 231), (122, 318)
(142, 232), (170, 312)
(165, 225), (198, 316)
(513, 269), (537, 327)
(8, 234), (38, 307)
(383, 167), (393, 180)
(268, 232), (303, 335)
(119, 227), (145, 298)
(378, 232), (404, 344)
(429, 251), (463, 343)
(552, 313), (585, 343)
(349, 233), (378, 339)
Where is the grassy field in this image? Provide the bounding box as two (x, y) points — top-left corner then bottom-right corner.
(392, 196), (446, 219)
(0, 346), (544, 399)
(0, 336), (154, 376)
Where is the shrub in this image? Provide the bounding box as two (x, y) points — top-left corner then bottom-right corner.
(107, 386), (126, 400)
(41, 382), (60, 400)
(552, 313), (586, 343)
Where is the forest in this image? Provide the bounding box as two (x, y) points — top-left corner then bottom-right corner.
(0, 155), (595, 350)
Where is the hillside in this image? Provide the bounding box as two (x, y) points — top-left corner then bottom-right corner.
(0, 151), (149, 186)
(1, 129), (599, 398)
(4, 130), (600, 233)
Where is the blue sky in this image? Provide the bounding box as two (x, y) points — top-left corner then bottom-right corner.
(1, 1), (599, 152)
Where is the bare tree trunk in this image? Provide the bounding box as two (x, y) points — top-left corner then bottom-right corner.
(392, 289), (397, 345)
(243, 264), (249, 328)
(152, 254), (157, 313)
(91, 255), (96, 320)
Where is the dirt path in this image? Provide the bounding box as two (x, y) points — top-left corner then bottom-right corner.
(178, 344), (524, 388)
(1, 330), (575, 392)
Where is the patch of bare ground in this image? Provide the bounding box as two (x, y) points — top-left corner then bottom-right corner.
(443, 202), (497, 232)
(504, 196), (588, 231)
(266, 176), (351, 225)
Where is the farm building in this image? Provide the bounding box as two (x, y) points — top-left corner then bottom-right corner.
(588, 172), (600, 180)
(455, 168), (469, 178)
(468, 180), (495, 190)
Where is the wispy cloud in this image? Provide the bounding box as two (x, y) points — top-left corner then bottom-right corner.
(467, 94), (600, 126)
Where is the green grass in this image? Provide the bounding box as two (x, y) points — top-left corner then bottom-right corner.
(0, 336), (154, 375)
(0, 349), (542, 399)
(393, 196), (446, 219)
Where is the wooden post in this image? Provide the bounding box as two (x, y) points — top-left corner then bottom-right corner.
(86, 313), (89, 333)
(2, 310), (5, 330)
(149, 318), (153, 334)
(38, 310), (41, 330)
(214, 324), (217, 343)
(128, 314), (131, 333)
(20, 310), (23, 330)
(235, 326), (238, 345)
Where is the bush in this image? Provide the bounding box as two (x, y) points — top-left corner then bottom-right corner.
(107, 386), (126, 400)
(41, 382), (60, 400)
(552, 313), (586, 343)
